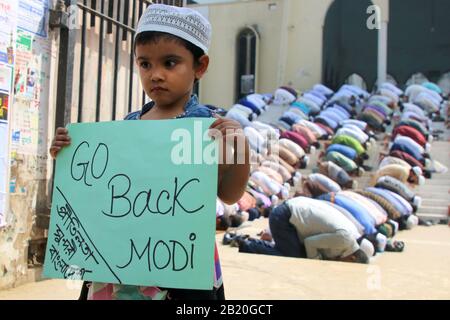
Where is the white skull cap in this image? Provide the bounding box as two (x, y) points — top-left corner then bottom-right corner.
(136, 4), (212, 54)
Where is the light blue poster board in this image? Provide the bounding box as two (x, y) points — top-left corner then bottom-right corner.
(43, 119), (218, 290)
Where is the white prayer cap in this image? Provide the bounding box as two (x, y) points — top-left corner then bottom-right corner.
(358, 167), (365, 176)
(418, 175), (425, 186)
(135, 4), (212, 54)
(375, 233), (387, 252)
(406, 215), (419, 229)
(359, 238), (375, 258)
(413, 196), (422, 208)
(271, 195), (279, 206)
(412, 166), (422, 177)
(281, 187), (289, 199)
(274, 88), (296, 105)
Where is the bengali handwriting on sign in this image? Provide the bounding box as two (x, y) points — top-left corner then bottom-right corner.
(43, 119), (218, 290)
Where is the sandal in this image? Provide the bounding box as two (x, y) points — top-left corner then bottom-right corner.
(222, 232), (237, 245)
(385, 240), (405, 252)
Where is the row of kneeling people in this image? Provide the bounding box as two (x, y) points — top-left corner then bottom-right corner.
(219, 81), (447, 264)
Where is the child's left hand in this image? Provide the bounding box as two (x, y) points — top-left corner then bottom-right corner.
(209, 114), (243, 139)
(209, 115), (247, 162)
(209, 115), (250, 204)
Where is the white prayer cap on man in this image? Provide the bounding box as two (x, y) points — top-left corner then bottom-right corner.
(359, 238), (375, 258)
(412, 166), (423, 177)
(406, 215), (419, 229)
(135, 4), (212, 54)
(418, 175), (425, 186)
(405, 84), (427, 99)
(313, 84), (334, 96)
(424, 158), (432, 169)
(379, 88), (399, 104)
(380, 82), (403, 96)
(375, 233), (387, 252)
(413, 196), (422, 208)
(271, 195), (279, 206)
(246, 94), (267, 109)
(274, 87), (297, 105)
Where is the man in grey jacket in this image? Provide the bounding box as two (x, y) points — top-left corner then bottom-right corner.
(238, 197), (373, 263)
(282, 197), (371, 262)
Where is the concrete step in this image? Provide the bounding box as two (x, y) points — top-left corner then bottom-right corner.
(416, 192), (450, 200)
(416, 183), (450, 190)
(417, 206), (448, 215)
(416, 213), (448, 224)
(420, 180), (450, 186)
(421, 198), (449, 207)
(416, 212), (448, 219)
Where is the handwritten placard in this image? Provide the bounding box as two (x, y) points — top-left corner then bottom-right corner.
(43, 119), (218, 290)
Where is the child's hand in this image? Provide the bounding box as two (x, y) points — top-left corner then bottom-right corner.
(50, 127), (71, 159)
(209, 116), (250, 205)
(209, 115), (250, 204)
(209, 115), (243, 138)
(209, 115), (247, 161)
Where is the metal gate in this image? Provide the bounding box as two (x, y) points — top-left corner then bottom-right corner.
(50, 0), (185, 130)
(28, 0), (185, 267)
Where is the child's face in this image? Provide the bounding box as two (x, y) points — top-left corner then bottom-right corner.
(135, 39), (207, 109)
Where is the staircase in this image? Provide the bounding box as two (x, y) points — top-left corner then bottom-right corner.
(362, 125), (449, 224)
(414, 138), (450, 224)
(254, 104), (449, 224)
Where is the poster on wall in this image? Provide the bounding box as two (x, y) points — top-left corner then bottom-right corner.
(0, 121), (7, 227)
(10, 97), (42, 155)
(0, 91), (8, 121)
(0, 0), (16, 227)
(14, 31), (33, 98)
(0, 0), (17, 65)
(11, 33), (50, 156)
(17, 0), (49, 38)
(0, 63), (12, 93)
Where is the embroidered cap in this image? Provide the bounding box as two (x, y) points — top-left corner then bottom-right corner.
(135, 4), (212, 54)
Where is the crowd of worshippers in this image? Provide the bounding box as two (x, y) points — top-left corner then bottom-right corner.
(215, 80), (448, 264)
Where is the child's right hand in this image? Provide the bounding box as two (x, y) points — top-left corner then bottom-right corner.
(50, 127), (71, 159)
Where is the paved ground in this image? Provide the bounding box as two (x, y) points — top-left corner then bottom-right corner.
(0, 223), (448, 300)
(1, 108), (448, 300)
(217, 222), (450, 300)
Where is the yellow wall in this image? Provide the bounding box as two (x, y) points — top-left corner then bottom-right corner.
(192, 0), (285, 108)
(192, 0), (391, 108)
(282, 0), (333, 91)
(192, 0), (335, 108)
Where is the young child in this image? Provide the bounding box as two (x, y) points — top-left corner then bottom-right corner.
(50, 4), (250, 300)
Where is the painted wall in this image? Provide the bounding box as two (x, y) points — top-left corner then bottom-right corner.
(0, 0), (145, 290)
(0, 0), (54, 289)
(192, 0), (285, 109)
(283, 0), (333, 90)
(191, 0), (334, 108)
(192, 0), (394, 107)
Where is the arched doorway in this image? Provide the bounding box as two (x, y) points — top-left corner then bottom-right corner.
(437, 71), (450, 96)
(388, 0), (450, 85)
(386, 74), (398, 86)
(405, 72), (429, 87)
(322, 0), (377, 91)
(235, 26), (259, 101)
(345, 73), (368, 91)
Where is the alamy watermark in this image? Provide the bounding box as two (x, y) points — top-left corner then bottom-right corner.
(366, 5), (381, 30)
(170, 120), (279, 166)
(366, 265), (382, 291)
